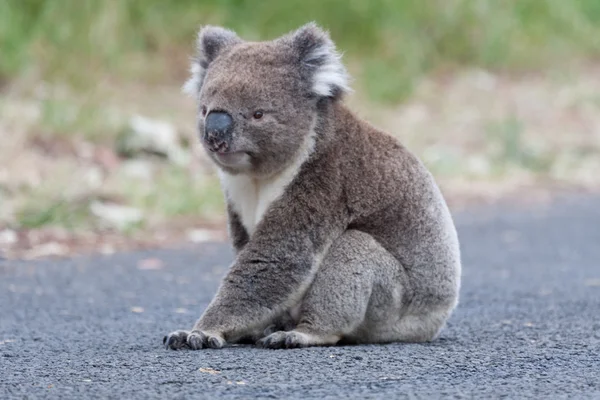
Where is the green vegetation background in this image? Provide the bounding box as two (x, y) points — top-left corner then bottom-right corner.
(3, 0), (600, 102)
(2, 0), (600, 235)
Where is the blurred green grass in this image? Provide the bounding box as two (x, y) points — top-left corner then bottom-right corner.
(2, 0), (600, 102)
(2, 0), (600, 237)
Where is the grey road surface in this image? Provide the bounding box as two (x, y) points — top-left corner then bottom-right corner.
(1, 195), (599, 399)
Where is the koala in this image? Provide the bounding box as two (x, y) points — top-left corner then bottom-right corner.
(164, 22), (461, 350)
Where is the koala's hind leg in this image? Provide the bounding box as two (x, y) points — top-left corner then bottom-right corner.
(258, 230), (406, 349)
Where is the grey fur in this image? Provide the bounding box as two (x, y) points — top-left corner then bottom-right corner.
(164, 23), (461, 350)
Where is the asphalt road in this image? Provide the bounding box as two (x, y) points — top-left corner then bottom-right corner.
(1, 195), (599, 399)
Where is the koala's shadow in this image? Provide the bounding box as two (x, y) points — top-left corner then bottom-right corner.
(228, 335), (455, 350)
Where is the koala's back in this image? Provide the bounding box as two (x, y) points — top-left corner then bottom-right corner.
(325, 104), (461, 312)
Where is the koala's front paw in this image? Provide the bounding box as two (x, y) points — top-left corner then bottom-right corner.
(163, 329), (226, 350)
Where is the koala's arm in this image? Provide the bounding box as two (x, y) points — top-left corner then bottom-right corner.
(194, 179), (345, 340)
(226, 204), (249, 253)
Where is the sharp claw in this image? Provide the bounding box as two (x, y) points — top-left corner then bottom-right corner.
(164, 330), (228, 350)
(166, 336), (175, 349)
(186, 331), (206, 350)
(269, 337), (283, 349)
(164, 331), (187, 350)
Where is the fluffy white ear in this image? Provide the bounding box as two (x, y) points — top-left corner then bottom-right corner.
(182, 61), (204, 97)
(289, 22), (351, 98)
(182, 26), (241, 98)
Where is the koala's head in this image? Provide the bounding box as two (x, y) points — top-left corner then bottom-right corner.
(183, 23), (350, 176)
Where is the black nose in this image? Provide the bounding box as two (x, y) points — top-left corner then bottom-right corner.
(205, 111), (233, 137)
(204, 111), (234, 152)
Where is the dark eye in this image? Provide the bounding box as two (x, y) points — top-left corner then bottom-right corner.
(253, 111), (263, 120)
(201, 106), (207, 117)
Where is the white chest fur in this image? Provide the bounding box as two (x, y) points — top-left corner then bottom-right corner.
(218, 131), (316, 236)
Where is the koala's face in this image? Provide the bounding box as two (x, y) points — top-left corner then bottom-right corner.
(198, 44), (315, 176)
(184, 23), (349, 177)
